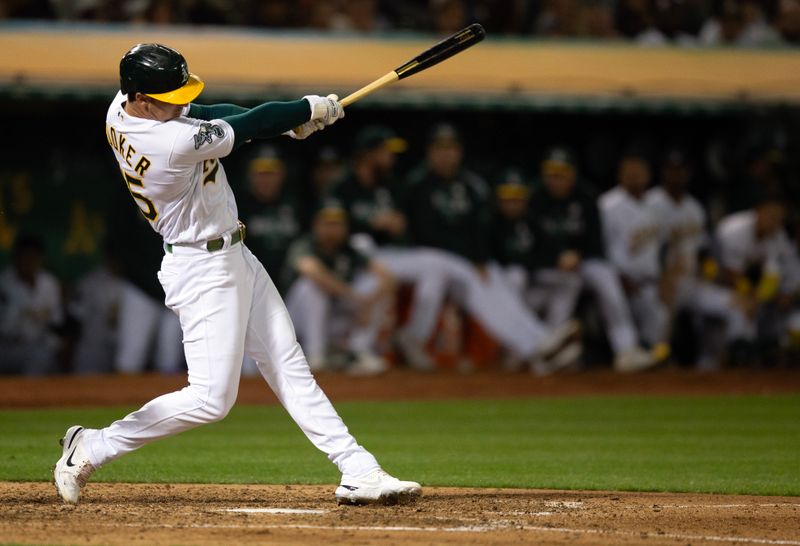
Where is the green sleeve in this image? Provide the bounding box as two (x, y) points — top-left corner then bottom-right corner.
(188, 103), (249, 120)
(222, 100), (311, 149)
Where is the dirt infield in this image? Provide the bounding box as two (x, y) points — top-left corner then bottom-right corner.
(2, 482), (799, 546)
(3, 370), (799, 545)
(2, 368), (800, 408)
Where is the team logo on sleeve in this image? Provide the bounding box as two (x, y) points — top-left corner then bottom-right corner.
(193, 123), (225, 150)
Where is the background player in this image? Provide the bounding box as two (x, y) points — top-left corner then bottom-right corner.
(400, 124), (582, 373)
(714, 190), (800, 363)
(645, 148), (754, 370)
(237, 145), (306, 285)
(329, 126), (453, 370)
(599, 149), (670, 355)
(528, 148), (660, 372)
(0, 235), (63, 375)
(53, 43), (421, 507)
(284, 199), (394, 374)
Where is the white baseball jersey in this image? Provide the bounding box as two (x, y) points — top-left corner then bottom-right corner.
(716, 210), (799, 285)
(645, 187), (706, 274)
(599, 187), (662, 281)
(105, 92), (237, 244)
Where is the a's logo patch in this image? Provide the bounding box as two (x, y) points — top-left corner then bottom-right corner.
(193, 123), (225, 150)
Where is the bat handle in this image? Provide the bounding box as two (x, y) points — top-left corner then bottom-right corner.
(340, 71), (400, 107)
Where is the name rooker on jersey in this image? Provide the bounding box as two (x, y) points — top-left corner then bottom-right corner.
(105, 124), (152, 177)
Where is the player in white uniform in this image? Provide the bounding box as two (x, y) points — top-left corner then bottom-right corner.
(0, 235), (63, 375)
(53, 43), (421, 506)
(599, 151), (670, 353)
(715, 195), (800, 356)
(645, 149), (753, 369)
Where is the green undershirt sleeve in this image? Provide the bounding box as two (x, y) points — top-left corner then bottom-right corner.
(222, 99), (311, 149)
(188, 103), (249, 120)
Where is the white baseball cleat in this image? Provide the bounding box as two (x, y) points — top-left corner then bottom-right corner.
(335, 469), (422, 505)
(53, 425), (95, 505)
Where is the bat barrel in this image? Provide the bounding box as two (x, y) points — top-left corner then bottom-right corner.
(394, 23), (486, 80)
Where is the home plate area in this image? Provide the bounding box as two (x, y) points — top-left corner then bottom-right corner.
(2, 483), (799, 546)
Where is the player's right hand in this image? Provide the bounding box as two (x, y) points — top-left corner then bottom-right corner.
(304, 94), (345, 126)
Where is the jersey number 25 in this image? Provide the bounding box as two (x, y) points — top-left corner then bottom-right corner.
(122, 171), (158, 222)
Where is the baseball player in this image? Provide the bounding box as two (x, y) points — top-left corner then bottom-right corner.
(527, 148), (660, 372)
(283, 198), (394, 374)
(490, 169), (583, 328)
(329, 126), (458, 370)
(237, 145), (306, 285)
(645, 148), (754, 369)
(54, 43), (421, 506)
(70, 262), (184, 375)
(715, 190), (800, 359)
(400, 124), (581, 372)
(599, 149), (671, 355)
(490, 169), (538, 290)
(0, 235), (63, 375)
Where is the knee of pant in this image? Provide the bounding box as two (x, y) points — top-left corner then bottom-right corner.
(186, 384), (237, 423)
(202, 393), (236, 423)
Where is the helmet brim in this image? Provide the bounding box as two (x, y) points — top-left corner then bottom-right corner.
(144, 73), (204, 105)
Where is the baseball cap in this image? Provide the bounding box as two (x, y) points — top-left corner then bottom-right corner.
(495, 169), (530, 200)
(428, 123), (462, 146)
(541, 147), (577, 176)
(249, 146), (284, 174)
(314, 197), (348, 221)
(354, 126), (407, 154)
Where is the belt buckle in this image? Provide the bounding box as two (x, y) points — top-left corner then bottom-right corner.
(237, 220), (246, 242)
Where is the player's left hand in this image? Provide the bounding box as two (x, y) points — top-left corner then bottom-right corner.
(286, 119), (325, 140)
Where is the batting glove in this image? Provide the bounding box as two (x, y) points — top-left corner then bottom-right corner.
(304, 94), (345, 126)
(285, 119), (325, 140)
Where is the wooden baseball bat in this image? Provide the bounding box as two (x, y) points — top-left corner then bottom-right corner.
(340, 23), (486, 107)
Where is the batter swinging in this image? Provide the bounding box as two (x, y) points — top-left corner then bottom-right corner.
(53, 43), (421, 506)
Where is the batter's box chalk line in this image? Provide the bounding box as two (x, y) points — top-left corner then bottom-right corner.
(222, 508), (328, 515)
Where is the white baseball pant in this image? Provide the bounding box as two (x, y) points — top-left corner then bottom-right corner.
(507, 259), (640, 355)
(373, 247), (450, 343)
(285, 272), (389, 360)
(82, 243), (380, 478)
(675, 277), (754, 341)
(72, 269), (184, 375)
(115, 283), (184, 374)
(435, 253), (549, 359)
(628, 282), (671, 347)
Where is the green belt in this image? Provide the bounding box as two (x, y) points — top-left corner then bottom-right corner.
(165, 222), (246, 253)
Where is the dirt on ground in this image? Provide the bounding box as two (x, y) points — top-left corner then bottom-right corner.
(2, 370), (799, 545)
(2, 368), (800, 408)
(1, 482), (799, 546)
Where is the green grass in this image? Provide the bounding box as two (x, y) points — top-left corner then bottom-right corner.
(1, 395), (798, 496)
